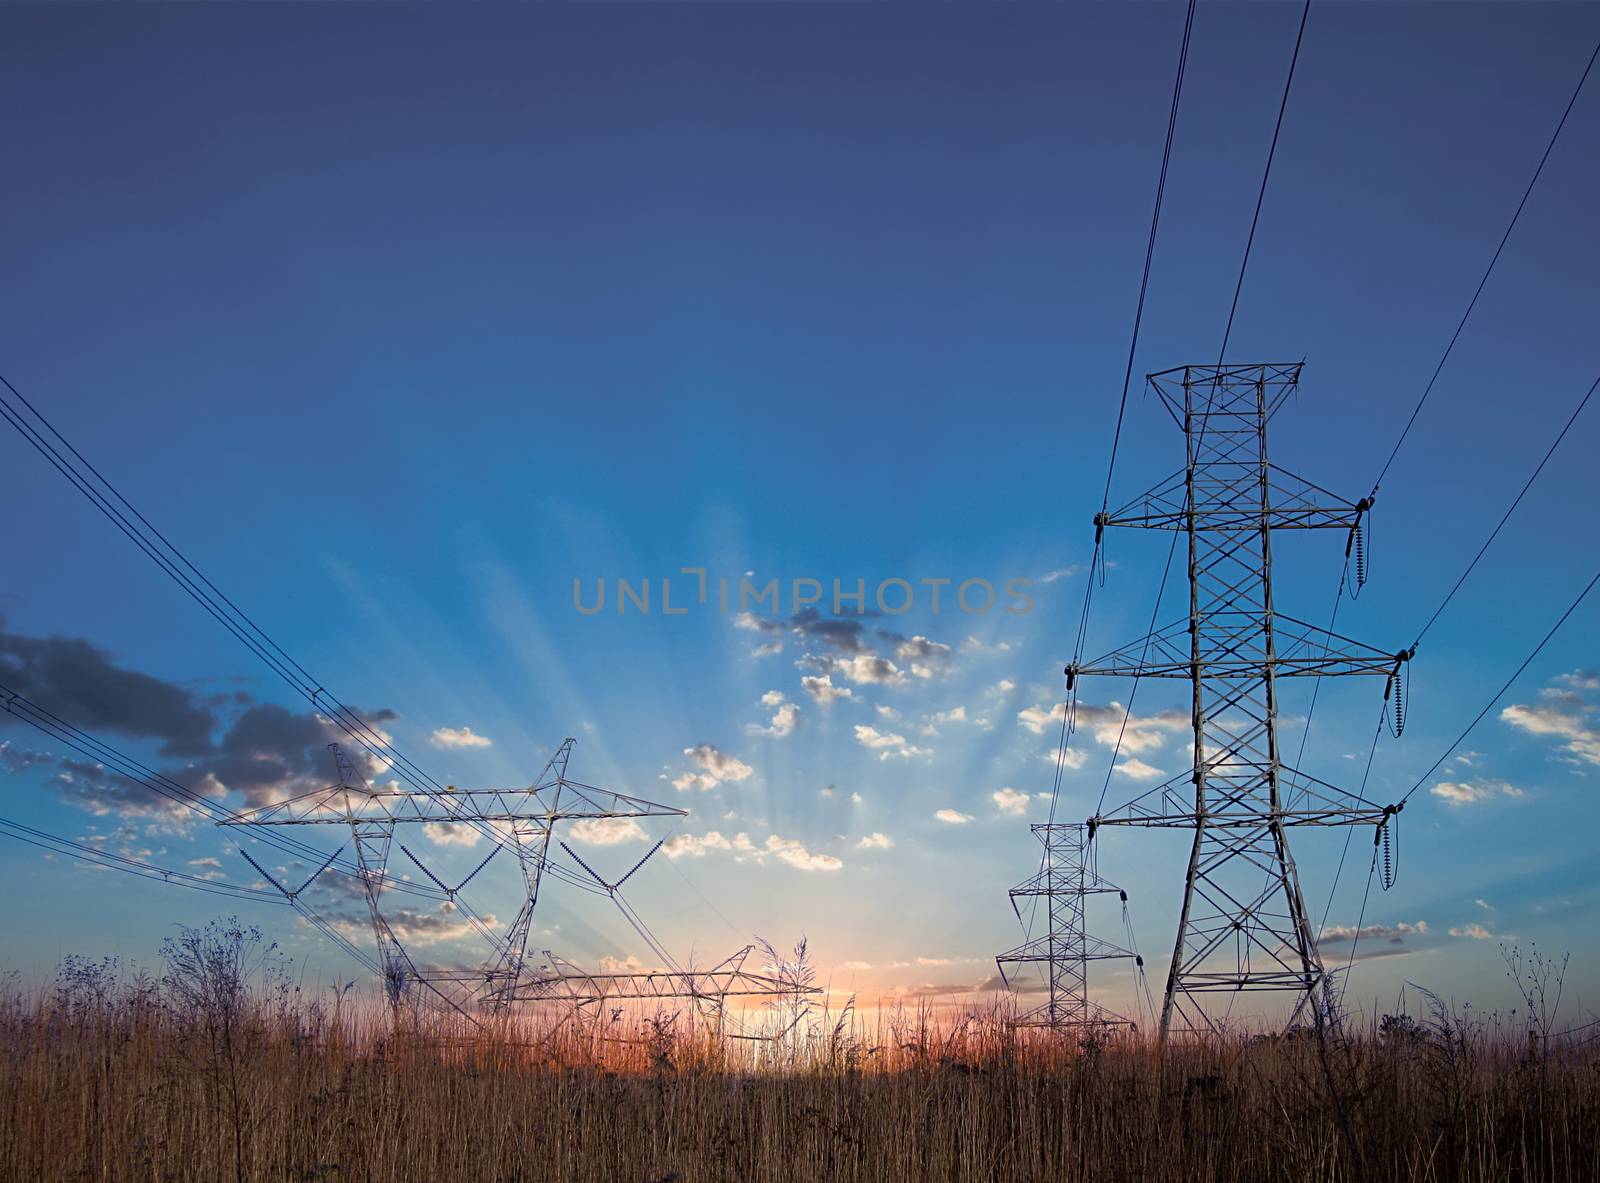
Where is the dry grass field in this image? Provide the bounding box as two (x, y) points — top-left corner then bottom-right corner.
(3, 937), (1599, 1183)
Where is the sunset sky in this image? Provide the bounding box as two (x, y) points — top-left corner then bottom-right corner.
(1, 2), (1597, 1024)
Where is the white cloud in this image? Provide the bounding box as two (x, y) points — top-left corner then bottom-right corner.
(853, 724), (929, 760)
(422, 821), (483, 848)
(335, 905), (496, 947)
(429, 726), (492, 749)
(961, 636), (1014, 655)
(1431, 779), (1525, 806)
(1017, 701), (1187, 756)
(934, 808), (973, 825)
(753, 640), (784, 657)
(801, 674), (854, 705)
(1449, 923), (1496, 940)
(1501, 682), (1600, 766)
(568, 817), (648, 846)
(1317, 920), (1428, 944)
(661, 828), (840, 871)
(1114, 757), (1163, 780)
(808, 653), (907, 686)
(992, 679), (1016, 694)
(672, 744), (755, 792)
(838, 960), (872, 971)
(663, 830), (755, 859)
(992, 787), (1031, 817)
(1039, 565), (1083, 584)
(763, 834), (843, 872)
(856, 832), (893, 850)
(1017, 703), (1068, 735)
(747, 695), (800, 738)
(1555, 669), (1600, 691)
(1041, 747), (1088, 771)
(850, 792), (863, 805)
(895, 635), (952, 664)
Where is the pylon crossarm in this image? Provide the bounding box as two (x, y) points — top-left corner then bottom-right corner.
(504, 967), (817, 1005)
(1009, 872), (1123, 898)
(1070, 616), (1404, 680)
(1101, 465), (1363, 532)
(997, 932), (1135, 965)
(1013, 1002), (1136, 1030)
(220, 783), (686, 827)
(1092, 758), (1389, 830)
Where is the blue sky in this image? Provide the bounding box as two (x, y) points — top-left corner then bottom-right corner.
(1, 1), (1597, 1023)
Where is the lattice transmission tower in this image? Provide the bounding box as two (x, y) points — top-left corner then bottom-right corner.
(1076, 363), (1409, 1039)
(222, 739), (687, 1006)
(995, 822), (1140, 1034)
(222, 739), (818, 1025)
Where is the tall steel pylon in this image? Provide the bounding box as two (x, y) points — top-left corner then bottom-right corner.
(995, 822), (1139, 1033)
(222, 739), (687, 1006)
(1077, 363), (1409, 1039)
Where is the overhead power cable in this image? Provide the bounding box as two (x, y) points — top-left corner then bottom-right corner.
(1409, 372), (1597, 650)
(0, 372), (565, 865)
(0, 682), (461, 907)
(1042, 0), (1198, 837)
(0, 815), (285, 905)
(1100, 0), (1198, 516)
(1210, 0), (1311, 378)
(1370, 38), (1600, 498)
(1398, 565), (1600, 807)
(1080, 0), (1312, 827)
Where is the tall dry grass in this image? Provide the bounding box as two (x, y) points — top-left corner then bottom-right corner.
(3, 954), (1598, 1182)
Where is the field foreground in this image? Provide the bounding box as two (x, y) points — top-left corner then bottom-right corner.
(5, 971), (1600, 1183)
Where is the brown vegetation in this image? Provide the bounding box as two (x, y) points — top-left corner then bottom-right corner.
(2, 929), (1598, 1182)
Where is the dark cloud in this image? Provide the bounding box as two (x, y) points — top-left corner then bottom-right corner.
(788, 608), (868, 654)
(736, 608), (874, 653)
(0, 740), (53, 774)
(879, 632), (954, 668)
(0, 620), (217, 756)
(168, 702), (399, 809)
(974, 973), (1048, 995)
(51, 756), (210, 825)
(175, 703), (340, 808)
(0, 621), (399, 820)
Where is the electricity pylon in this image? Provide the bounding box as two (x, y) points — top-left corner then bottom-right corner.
(1076, 363), (1409, 1039)
(507, 944), (811, 1028)
(222, 739), (687, 1005)
(995, 822), (1139, 1033)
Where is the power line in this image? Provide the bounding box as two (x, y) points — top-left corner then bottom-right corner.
(1210, 0), (1311, 374)
(0, 815), (285, 905)
(1370, 38), (1600, 498)
(1399, 565), (1600, 807)
(1031, 0), (1200, 959)
(1041, 0), (1198, 840)
(0, 683), (459, 906)
(0, 373), (573, 868)
(1082, 0), (1311, 821)
(1410, 371), (1597, 650)
(1100, 0), (1198, 515)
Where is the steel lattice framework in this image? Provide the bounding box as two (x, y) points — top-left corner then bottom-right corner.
(1077, 364), (1408, 1039)
(509, 945), (798, 1013)
(221, 739), (688, 1005)
(995, 823), (1137, 1032)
